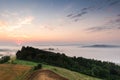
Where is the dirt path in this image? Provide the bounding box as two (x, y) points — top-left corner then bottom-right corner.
(27, 69), (68, 80)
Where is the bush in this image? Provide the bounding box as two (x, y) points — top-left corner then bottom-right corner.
(34, 64), (42, 70)
(0, 56), (10, 63)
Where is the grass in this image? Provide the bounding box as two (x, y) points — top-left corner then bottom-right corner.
(13, 59), (102, 80)
(43, 64), (101, 80)
(0, 64), (31, 80)
(13, 59), (38, 67)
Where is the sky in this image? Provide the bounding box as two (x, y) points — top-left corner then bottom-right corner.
(0, 0), (120, 45)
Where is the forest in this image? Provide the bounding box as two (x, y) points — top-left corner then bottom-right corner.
(16, 46), (120, 80)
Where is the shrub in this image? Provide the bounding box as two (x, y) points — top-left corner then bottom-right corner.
(34, 64), (42, 70)
(0, 56), (10, 63)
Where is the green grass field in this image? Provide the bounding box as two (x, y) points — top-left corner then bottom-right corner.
(13, 59), (102, 80)
(13, 59), (38, 67)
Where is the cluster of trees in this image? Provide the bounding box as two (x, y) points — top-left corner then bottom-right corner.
(16, 46), (120, 80)
(0, 56), (10, 63)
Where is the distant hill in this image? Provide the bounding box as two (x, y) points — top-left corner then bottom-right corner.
(83, 44), (120, 48)
(16, 46), (120, 80)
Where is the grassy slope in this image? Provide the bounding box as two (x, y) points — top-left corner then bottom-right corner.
(13, 59), (102, 80)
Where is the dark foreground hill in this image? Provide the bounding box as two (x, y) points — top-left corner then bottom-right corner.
(16, 46), (120, 80)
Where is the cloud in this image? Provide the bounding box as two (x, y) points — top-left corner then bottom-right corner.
(74, 19), (79, 22)
(44, 26), (55, 31)
(19, 16), (34, 25)
(87, 26), (119, 32)
(86, 15), (120, 32)
(0, 10), (34, 31)
(115, 18), (120, 23)
(118, 14), (120, 16)
(87, 25), (120, 32)
(118, 27), (120, 29)
(81, 8), (88, 11)
(82, 0), (120, 11)
(66, 5), (95, 22)
(109, 0), (120, 6)
(8, 16), (34, 31)
(0, 11), (18, 18)
(97, 0), (120, 10)
(66, 11), (88, 22)
(39, 24), (56, 31)
(0, 15), (34, 31)
(66, 0), (120, 23)
(0, 20), (8, 27)
(81, 6), (95, 12)
(72, 11), (87, 18)
(109, 16), (120, 24)
(67, 14), (73, 17)
(66, 6), (89, 18)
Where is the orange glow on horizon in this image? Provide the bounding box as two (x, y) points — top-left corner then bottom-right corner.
(15, 40), (23, 45)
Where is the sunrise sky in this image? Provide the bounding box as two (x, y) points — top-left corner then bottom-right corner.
(0, 0), (120, 45)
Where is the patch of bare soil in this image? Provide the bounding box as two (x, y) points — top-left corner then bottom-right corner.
(27, 69), (68, 80)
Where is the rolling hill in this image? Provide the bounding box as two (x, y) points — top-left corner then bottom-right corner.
(13, 59), (101, 80)
(16, 46), (120, 80)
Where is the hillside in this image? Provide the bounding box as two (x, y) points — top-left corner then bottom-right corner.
(0, 64), (31, 80)
(13, 59), (101, 80)
(16, 46), (120, 80)
(43, 63), (101, 80)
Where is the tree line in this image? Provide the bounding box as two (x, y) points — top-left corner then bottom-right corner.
(16, 46), (120, 80)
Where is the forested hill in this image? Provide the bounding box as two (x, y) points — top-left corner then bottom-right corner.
(16, 46), (120, 80)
